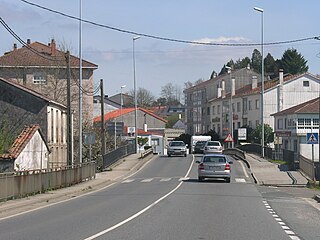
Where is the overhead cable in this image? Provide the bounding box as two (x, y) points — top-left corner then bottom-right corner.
(20, 0), (320, 47)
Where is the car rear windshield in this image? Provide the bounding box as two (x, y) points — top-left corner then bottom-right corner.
(196, 141), (206, 146)
(207, 141), (220, 146)
(170, 142), (185, 146)
(203, 156), (226, 163)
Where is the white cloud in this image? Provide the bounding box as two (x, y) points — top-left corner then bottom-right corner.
(193, 36), (250, 44)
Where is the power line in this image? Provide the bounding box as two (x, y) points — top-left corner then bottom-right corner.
(0, 17), (64, 62)
(21, 0), (320, 47)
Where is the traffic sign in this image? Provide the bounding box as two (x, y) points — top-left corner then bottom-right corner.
(224, 133), (234, 142)
(307, 133), (319, 144)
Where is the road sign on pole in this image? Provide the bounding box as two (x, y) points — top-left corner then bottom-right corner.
(224, 133), (234, 142)
(307, 133), (319, 144)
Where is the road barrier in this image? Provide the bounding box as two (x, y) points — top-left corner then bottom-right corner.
(0, 162), (96, 202)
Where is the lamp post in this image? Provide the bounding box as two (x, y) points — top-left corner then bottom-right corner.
(120, 85), (126, 136)
(254, 6), (265, 158)
(133, 36), (140, 153)
(225, 66), (234, 148)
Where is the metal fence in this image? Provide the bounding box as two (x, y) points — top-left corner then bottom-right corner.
(299, 155), (320, 181)
(102, 144), (136, 169)
(0, 162), (96, 202)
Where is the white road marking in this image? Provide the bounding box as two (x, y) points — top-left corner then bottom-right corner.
(272, 214), (279, 218)
(289, 236), (301, 240)
(285, 230), (295, 235)
(278, 222), (286, 225)
(122, 179), (135, 183)
(235, 178), (246, 183)
(179, 177), (190, 181)
(141, 178), (153, 182)
(275, 218), (282, 222)
(281, 226), (290, 230)
(238, 160), (249, 178)
(160, 178), (171, 182)
(83, 156), (195, 240)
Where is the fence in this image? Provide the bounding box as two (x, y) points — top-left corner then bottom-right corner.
(299, 155), (320, 181)
(102, 144), (136, 169)
(0, 162), (96, 202)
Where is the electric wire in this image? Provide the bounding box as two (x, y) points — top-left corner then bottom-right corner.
(20, 0), (320, 47)
(0, 17), (64, 62)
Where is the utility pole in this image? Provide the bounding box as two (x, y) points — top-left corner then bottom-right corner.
(100, 79), (106, 156)
(66, 51), (72, 166)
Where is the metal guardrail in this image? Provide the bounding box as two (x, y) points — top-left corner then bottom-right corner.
(0, 162), (96, 202)
(223, 148), (246, 160)
(299, 155), (320, 181)
(140, 148), (153, 159)
(102, 144), (135, 169)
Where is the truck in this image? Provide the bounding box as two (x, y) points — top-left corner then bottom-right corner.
(190, 135), (212, 153)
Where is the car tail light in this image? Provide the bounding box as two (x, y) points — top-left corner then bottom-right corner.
(198, 163), (204, 170)
(225, 163), (230, 170)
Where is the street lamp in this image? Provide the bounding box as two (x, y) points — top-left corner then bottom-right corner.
(254, 6), (265, 158)
(225, 66), (234, 148)
(120, 85), (126, 135)
(133, 36), (140, 153)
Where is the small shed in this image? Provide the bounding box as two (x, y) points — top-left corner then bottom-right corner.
(0, 125), (49, 172)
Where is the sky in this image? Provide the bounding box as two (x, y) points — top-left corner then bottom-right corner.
(0, 0), (319, 98)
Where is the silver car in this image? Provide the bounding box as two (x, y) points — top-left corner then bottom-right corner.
(196, 154), (232, 182)
(167, 141), (187, 157)
(203, 141), (223, 154)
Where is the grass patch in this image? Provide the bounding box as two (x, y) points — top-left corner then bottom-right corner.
(269, 159), (287, 165)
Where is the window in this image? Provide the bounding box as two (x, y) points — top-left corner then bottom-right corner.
(248, 100), (252, 110)
(212, 106), (215, 115)
(249, 120), (252, 128)
(237, 102), (241, 112)
(305, 118), (311, 129)
(255, 99), (260, 109)
(278, 119), (283, 129)
(256, 120), (260, 127)
(232, 103), (235, 112)
(33, 73), (47, 84)
(314, 118), (319, 126)
(303, 81), (309, 87)
(217, 105), (220, 114)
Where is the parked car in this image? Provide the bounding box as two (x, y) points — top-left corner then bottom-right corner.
(203, 141), (223, 154)
(196, 154), (232, 182)
(193, 141), (207, 154)
(167, 141), (187, 157)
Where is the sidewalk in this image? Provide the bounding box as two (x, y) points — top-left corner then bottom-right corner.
(0, 153), (154, 219)
(244, 153), (308, 186)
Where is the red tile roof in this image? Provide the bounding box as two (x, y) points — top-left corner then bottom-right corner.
(93, 107), (167, 123)
(0, 40), (97, 68)
(0, 125), (46, 160)
(271, 97), (320, 116)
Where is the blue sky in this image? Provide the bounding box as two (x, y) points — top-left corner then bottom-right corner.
(0, 0), (319, 98)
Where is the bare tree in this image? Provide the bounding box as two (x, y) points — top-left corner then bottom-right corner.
(129, 87), (155, 107)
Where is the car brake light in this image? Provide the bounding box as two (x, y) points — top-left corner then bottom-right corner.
(225, 163), (230, 170)
(199, 163), (204, 170)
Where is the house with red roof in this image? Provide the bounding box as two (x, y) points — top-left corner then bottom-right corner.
(0, 39), (98, 159)
(0, 125), (49, 172)
(93, 107), (167, 136)
(271, 97), (319, 161)
(207, 70), (320, 141)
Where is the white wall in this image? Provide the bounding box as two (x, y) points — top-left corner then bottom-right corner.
(14, 131), (49, 171)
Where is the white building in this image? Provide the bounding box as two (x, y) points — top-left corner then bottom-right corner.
(272, 97), (319, 161)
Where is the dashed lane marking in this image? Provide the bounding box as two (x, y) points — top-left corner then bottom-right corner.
(263, 199), (301, 240)
(160, 178), (172, 182)
(141, 178), (153, 182)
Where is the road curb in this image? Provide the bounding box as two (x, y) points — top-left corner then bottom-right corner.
(241, 158), (259, 184)
(314, 194), (320, 203)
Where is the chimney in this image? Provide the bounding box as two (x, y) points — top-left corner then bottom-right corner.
(252, 76), (257, 89)
(231, 78), (235, 96)
(13, 43), (17, 50)
(221, 80), (226, 98)
(50, 39), (56, 56)
(278, 69), (284, 112)
(27, 39), (31, 44)
(279, 68), (284, 85)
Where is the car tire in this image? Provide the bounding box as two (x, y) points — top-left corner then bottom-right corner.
(168, 154), (171, 157)
(184, 153), (187, 157)
(225, 177), (231, 183)
(198, 177), (203, 182)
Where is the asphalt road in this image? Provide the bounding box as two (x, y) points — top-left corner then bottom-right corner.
(0, 154), (318, 240)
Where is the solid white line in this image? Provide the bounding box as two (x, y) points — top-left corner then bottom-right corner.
(122, 156), (154, 180)
(83, 155), (195, 240)
(239, 160), (249, 178)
